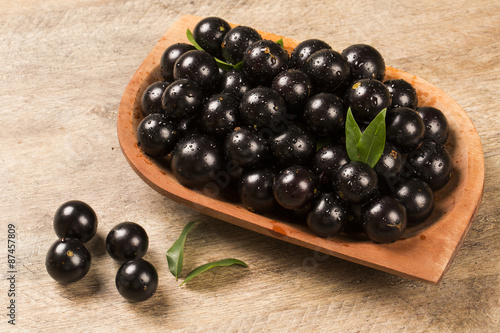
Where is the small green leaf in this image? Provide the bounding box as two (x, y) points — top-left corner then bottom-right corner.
(276, 38), (284, 47)
(181, 258), (248, 286)
(214, 57), (236, 71)
(233, 61), (243, 70)
(356, 108), (387, 167)
(345, 108), (362, 161)
(186, 29), (204, 51)
(166, 220), (198, 280)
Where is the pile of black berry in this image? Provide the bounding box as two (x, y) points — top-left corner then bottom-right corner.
(136, 17), (453, 244)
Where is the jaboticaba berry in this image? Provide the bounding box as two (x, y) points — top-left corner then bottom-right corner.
(137, 17), (454, 243)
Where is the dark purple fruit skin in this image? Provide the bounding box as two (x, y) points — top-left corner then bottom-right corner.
(192, 16), (231, 59)
(346, 78), (391, 123)
(270, 124), (316, 169)
(374, 142), (404, 193)
(362, 196), (407, 243)
(141, 81), (169, 117)
(307, 193), (348, 238)
(239, 87), (288, 133)
(386, 107), (425, 153)
(304, 49), (350, 93)
(384, 79), (418, 110)
(45, 238), (91, 284)
(53, 200), (97, 243)
(173, 50), (221, 91)
(106, 222), (149, 262)
(224, 126), (267, 169)
(334, 161), (378, 204)
(200, 93), (240, 139)
(171, 134), (224, 189)
(115, 259), (158, 302)
(290, 39), (331, 71)
(219, 70), (253, 99)
(160, 43), (196, 82)
(416, 106), (450, 144)
(273, 166), (317, 211)
(221, 26), (262, 64)
(406, 140), (453, 190)
(303, 92), (347, 137)
(312, 144), (349, 191)
(394, 178), (435, 224)
(238, 168), (276, 213)
(342, 44), (386, 82)
(161, 79), (204, 120)
(137, 114), (180, 157)
(242, 39), (290, 86)
(271, 69), (312, 113)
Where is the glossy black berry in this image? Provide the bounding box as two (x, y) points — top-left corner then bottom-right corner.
(416, 106), (450, 144)
(161, 79), (204, 120)
(115, 259), (158, 302)
(106, 222), (149, 262)
(238, 168), (276, 213)
(224, 126), (267, 169)
(334, 161), (378, 204)
(394, 178), (435, 224)
(303, 92), (346, 137)
(307, 193), (348, 238)
(239, 87), (288, 132)
(312, 143), (349, 191)
(384, 79), (418, 109)
(386, 107), (425, 152)
(219, 69), (253, 99)
(173, 50), (221, 91)
(137, 113), (180, 157)
(221, 26), (262, 64)
(406, 140), (453, 190)
(273, 166), (317, 210)
(171, 134), (224, 189)
(271, 69), (312, 113)
(362, 196), (407, 243)
(141, 81), (169, 117)
(192, 16), (231, 59)
(200, 93), (240, 139)
(45, 238), (91, 284)
(242, 39), (289, 86)
(270, 124), (316, 169)
(53, 200), (97, 243)
(346, 78), (391, 123)
(374, 142), (404, 193)
(304, 49), (350, 93)
(160, 43), (196, 82)
(290, 39), (331, 71)
(342, 44), (386, 82)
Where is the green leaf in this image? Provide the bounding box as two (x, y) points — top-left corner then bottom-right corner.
(233, 61), (243, 70)
(214, 57), (236, 71)
(166, 220), (198, 280)
(276, 38), (284, 47)
(356, 108), (387, 167)
(181, 258), (248, 286)
(345, 107), (363, 161)
(186, 28), (204, 51)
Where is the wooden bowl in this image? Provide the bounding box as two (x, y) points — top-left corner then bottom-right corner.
(117, 15), (484, 284)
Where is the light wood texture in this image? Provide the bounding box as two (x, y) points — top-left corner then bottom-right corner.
(118, 15), (484, 285)
(1, 1), (499, 332)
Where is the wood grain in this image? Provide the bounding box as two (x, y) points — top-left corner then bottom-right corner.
(1, 1), (498, 332)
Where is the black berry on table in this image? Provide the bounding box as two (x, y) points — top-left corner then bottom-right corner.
(161, 78), (204, 120)
(53, 200), (98, 243)
(304, 49), (350, 93)
(307, 193), (348, 238)
(273, 165), (317, 211)
(242, 39), (290, 86)
(160, 43), (196, 82)
(386, 107), (426, 153)
(362, 196), (407, 243)
(45, 238), (91, 284)
(115, 258), (158, 302)
(346, 78), (391, 123)
(416, 106), (450, 144)
(342, 43), (386, 82)
(106, 222), (149, 262)
(173, 49), (221, 91)
(238, 168), (276, 213)
(384, 79), (418, 110)
(290, 38), (331, 71)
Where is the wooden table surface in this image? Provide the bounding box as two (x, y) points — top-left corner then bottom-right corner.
(1, 0), (498, 332)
